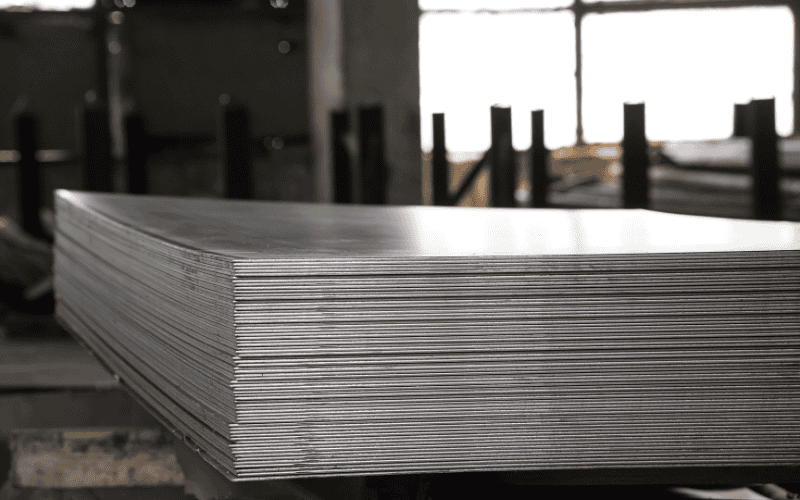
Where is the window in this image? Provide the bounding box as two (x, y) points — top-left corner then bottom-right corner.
(582, 6), (794, 143)
(419, 10), (576, 152)
(0, 0), (93, 10)
(419, 0), (571, 11)
(419, 1), (795, 153)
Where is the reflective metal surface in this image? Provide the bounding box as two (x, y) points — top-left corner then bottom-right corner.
(57, 190), (800, 258)
(53, 190), (800, 481)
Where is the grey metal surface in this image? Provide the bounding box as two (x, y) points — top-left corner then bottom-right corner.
(55, 190), (800, 259)
(52, 190), (800, 481)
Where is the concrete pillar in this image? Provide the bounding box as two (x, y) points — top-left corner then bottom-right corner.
(340, 0), (421, 205)
(308, 0), (345, 203)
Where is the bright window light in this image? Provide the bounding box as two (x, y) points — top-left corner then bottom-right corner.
(419, 11), (577, 153)
(419, 0), (572, 10)
(0, 0), (93, 9)
(582, 7), (794, 143)
(583, 0), (721, 3)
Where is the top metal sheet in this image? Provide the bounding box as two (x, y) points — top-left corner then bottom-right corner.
(56, 190), (800, 260)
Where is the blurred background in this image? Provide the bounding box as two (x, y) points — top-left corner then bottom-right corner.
(0, 1), (800, 498)
(418, 0), (797, 210)
(0, 0), (796, 216)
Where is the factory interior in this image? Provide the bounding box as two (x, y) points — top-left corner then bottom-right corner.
(2, 0), (800, 499)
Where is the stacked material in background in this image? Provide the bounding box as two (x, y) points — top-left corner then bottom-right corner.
(654, 139), (800, 220)
(54, 190), (800, 481)
(551, 138), (800, 219)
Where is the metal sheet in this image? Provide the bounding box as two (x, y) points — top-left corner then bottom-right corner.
(52, 190), (800, 480)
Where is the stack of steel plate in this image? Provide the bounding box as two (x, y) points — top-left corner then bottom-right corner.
(53, 190), (800, 481)
(659, 138), (800, 171)
(548, 138), (800, 220)
(653, 138), (800, 220)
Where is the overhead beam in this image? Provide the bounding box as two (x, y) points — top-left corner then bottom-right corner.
(587, 0), (790, 13)
(422, 0), (789, 15)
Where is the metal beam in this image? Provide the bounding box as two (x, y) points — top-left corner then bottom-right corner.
(92, 0), (109, 106)
(530, 110), (549, 208)
(733, 103), (752, 137)
(585, 0), (790, 14)
(14, 113), (44, 239)
(82, 103), (115, 193)
(432, 113), (449, 206)
(358, 106), (388, 205)
(792, 0), (800, 137)
(332, 111), (353, 204)
(421, 1), (789, 15)
(622, 102), (650, 209)
(125, 114), (148, 195)
(750, 98), (781, 220)
(218, 96), (254, 200)
(490, 106), (516, 208)
(575, 0), (585, 145)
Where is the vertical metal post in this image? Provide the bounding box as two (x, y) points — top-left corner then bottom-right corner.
(15, 113), (44, 239)
(332, 111), (353, 204)
(574, 0), (585, 145)
(530, 110), (548, 208)
(793, 1), (800, 145)
(82, 103), (114, 192)
(432, 113), (449, 206)
(358, 106), (387, 205)
(125, 114), (147, 195)
(733, 103), (752, 138)
(622, 102), (649, 209)
(92, 0), (110, 106)
(218, 96), (253, 200)
(750, 98), (781, 221)
(490, 106), (515, 208)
